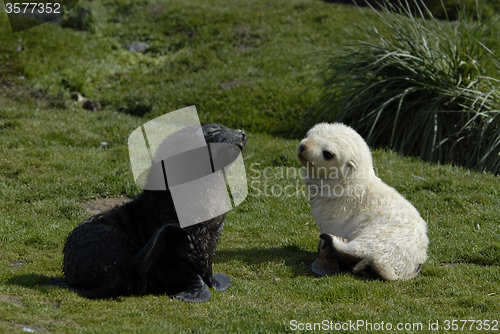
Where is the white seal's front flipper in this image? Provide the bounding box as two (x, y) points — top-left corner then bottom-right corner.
(212, 273), (231, 292)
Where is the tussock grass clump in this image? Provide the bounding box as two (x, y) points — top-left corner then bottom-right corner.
(328, 0), (500, 20)
(305, 0), (500, 174)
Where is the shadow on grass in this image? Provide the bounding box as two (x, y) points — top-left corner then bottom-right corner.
(215, 245), (317, 277)
(5, 273), (55, 293)
(5, 246), (314, 294)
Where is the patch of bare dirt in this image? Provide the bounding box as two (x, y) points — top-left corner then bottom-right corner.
(0, 294), (24, 307)
(80, 197), (132, 214)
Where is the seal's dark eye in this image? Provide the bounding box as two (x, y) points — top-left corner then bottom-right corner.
(205, 130), (219, 137)
(323, 151), (334, 160)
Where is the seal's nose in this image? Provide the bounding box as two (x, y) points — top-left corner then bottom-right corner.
(299, 144), (306, 152)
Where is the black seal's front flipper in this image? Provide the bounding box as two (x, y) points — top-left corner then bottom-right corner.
(212, 273), (231, 292)
(173, 275), (211, 303)
(51, 277), (72, 289)
(313, 233), (356, 276)
(312, 234), (340, 276)
(125, 222), (192, 280)
(317, 233), (360, 274)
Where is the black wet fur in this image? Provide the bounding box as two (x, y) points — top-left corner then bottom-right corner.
(55, 124), (246, 301)
(319, 233), (352, 272)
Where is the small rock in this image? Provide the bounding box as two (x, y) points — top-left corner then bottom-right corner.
(16, 45), (24, 52)
(220, 80), (250, 90)
(71, 92), (82, 101)
(71, 92), (101, 111)
(128, 42), (149, 53)
(238, 43), (256, 51)
(81, 99), (101, 111)
(21, 325), (48, 333)
(274, 277), (281, 281)
(234, 26), (250, 36)
(18, 75), (25, 80)
(149, 4), (163, 15)
(8, 260), (24, 269)
(50, 300), (61, 308)
(100, 141), (109, 148)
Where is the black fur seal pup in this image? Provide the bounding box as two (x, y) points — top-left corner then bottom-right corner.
(52, 123), (246, 302)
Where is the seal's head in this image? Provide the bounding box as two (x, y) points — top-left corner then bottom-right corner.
(202, 123), (246, 151)
(297, 122), (374, 181)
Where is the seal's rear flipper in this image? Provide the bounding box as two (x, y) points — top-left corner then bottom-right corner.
(311, 258), (338, 276)
(126, 222), (192, 280)
(173, 275), (211, 302)
(212, 273), (231, 292)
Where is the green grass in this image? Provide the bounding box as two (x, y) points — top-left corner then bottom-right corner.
(301, 0), (500, 174)
(334, 0), (500, 20)
(1, 0), (500, 333)
(1, 0), (367, 136)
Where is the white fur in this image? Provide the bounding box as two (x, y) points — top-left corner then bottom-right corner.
(298, 123), (428, 280)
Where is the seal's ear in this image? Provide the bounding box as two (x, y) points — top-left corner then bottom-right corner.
(347, 161), (357, 171)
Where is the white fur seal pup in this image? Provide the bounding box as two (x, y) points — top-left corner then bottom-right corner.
(297, 122), (428, 281)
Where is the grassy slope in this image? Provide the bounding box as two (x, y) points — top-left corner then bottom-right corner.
(1, 0), (500, 333)
(1, 0), (365, 136)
